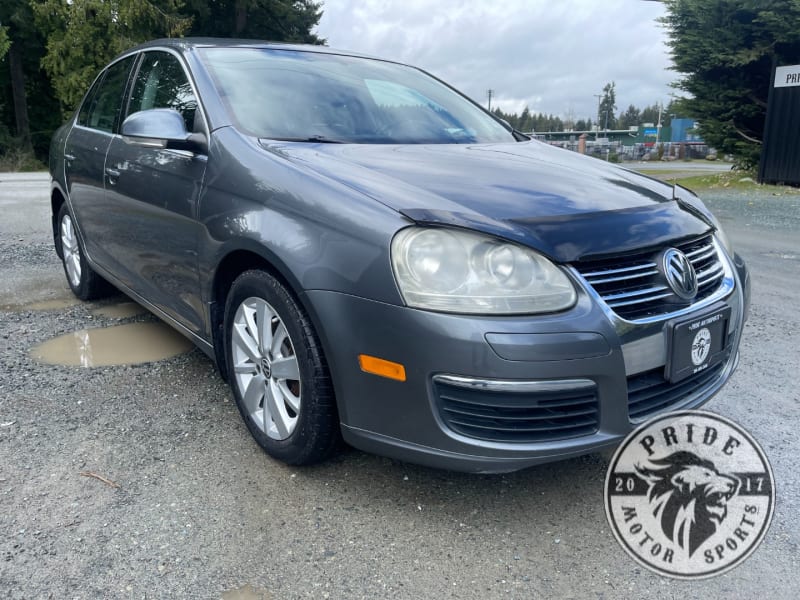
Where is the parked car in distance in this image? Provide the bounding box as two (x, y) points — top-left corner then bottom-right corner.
(49, 38), (750, 473)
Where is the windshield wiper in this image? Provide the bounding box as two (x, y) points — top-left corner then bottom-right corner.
(512, 129), (531, 141)
(266, 135), (345, 144)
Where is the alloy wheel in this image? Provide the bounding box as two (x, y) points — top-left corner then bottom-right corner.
(231, 297), (302, 440)
(61, 213), (81, 288)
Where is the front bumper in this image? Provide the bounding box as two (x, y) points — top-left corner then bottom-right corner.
(303, 251), (749, 473)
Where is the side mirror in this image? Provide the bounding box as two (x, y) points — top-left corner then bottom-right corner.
(121, 109), (206, 153)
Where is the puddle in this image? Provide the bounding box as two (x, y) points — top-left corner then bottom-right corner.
(90, 301), (147, 319)
(221, 584), (271, 600)
(30, 322), (193, 367)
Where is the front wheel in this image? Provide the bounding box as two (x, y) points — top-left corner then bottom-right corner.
(57, 203), (110, 301)
(224, 270), (339, 465)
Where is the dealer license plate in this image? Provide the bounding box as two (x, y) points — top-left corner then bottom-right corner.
(665, 306), (731, 383)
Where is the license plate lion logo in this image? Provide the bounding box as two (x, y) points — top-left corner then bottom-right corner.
(605, 411), (774, 579)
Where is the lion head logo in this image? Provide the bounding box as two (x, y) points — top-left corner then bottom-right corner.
(636, 451), (739, 556)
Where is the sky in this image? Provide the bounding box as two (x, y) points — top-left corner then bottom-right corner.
(315, 0), (676, 121)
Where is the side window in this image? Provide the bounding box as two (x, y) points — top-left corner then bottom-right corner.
(128, 51), (198, 132)
(82, 56), (136, 133)
(77, 74), (106, 127)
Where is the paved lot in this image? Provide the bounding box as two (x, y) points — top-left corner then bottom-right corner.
(1, 172), (798, 599)
(629, 160), (734, 173)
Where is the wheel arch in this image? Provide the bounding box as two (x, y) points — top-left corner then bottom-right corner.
(51, 186), (67, 259)
(209, 246), (327, 384)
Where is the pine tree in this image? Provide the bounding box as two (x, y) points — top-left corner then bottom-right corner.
(599, 82), (616, 131)
(661, 0), (800, 166)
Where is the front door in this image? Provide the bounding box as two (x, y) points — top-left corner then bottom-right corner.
(103, 50), (208, 336)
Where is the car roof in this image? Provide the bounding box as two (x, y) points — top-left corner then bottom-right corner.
(120, 37), (389, 63)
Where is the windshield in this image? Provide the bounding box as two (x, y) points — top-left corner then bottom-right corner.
(199, 48), (516, 144)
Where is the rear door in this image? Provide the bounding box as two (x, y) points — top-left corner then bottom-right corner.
(64, 55), (137, 268)
(103, 50), (208, 335)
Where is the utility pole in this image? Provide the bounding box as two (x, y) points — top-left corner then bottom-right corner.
(487, 89), (494, 112)
(655, 101), (663, 152)
(593, 93), (602, 141)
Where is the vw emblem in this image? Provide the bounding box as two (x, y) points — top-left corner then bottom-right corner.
(662, 248), (698, 300)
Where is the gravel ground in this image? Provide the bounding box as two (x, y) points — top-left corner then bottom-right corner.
(1, 173), (798, 599)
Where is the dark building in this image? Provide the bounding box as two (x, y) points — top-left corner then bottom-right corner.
(759, 63), (800, 186)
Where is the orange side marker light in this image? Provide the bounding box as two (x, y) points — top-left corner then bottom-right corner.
(358, 354), (406, 382)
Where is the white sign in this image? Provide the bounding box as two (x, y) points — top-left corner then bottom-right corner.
(775, 64), (800, 88)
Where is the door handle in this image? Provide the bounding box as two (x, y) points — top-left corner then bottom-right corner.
(64, 153), (76, 162)
(105, 167), (120, 184)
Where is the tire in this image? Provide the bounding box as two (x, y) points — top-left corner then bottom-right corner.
(224, 269), (339, 465)
(56, 203), (110, 301)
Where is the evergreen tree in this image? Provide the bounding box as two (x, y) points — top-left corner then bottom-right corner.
(1, 1), (60, 155)
(33, 0), (191, 114)
(518, 107), (532, 132)
(618, 104), (641, 129)
(31, 0), (324, 114)
(185, 0), (323, 42)
(639, 103), (661, 125)
(0, 25), (10, 60)
(662, 0), (800, 166)
(599, 81), (616, 130)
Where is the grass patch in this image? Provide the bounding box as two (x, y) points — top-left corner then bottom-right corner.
(635, 169), (693, 176)
(0, 146), (47, 172)
(666, 171), (799, 194)
(627, 164), (800, 194)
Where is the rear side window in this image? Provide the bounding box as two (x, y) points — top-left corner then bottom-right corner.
(79, 55), (136, 133)
(127, 51), (198, 132)
(77, 75), (105, 127)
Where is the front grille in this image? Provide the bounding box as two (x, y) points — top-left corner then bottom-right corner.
(627, 362), (726, 422)
(574, 234), (724, 321)
(434, 379), (599, 443)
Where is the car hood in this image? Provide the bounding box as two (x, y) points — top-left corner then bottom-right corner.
(261, 140), (711, 262)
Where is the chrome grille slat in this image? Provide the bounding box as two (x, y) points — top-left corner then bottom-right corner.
(573, 234), (725, 321)
(581, 262), (657, 279)
(608, 291), (673, 308)
(686, 246), (716, 261)
(584, 267), (659, 285)
(697, 262), (724, 284)
(603, 285), (670, 303)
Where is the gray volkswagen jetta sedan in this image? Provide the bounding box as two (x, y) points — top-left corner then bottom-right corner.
(49, 38), (750, 473)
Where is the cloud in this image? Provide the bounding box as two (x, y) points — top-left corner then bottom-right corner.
(316, 0), (675, 120)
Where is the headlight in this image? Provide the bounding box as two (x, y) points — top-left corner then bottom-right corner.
(391, 227), (577, 314)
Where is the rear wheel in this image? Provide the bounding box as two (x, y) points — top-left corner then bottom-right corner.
(224, 270), (339, 465)
(57, 203), (110, 300)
